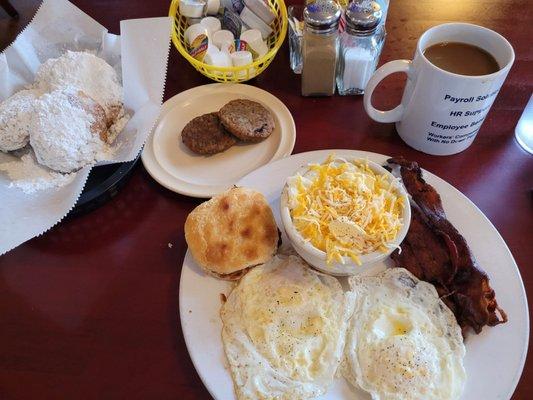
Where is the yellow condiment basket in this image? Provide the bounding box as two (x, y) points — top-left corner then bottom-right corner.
(169, 0), (288, 83)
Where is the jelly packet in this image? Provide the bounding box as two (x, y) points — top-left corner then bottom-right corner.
(221, 0), (245, 14)
(189, 34), (210, 61)
(220, 38), (258, 59)
(235, 39), (258, 59)
(222, 8), (244, 38)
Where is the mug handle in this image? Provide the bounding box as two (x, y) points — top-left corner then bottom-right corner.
(364, 60), (413, 123)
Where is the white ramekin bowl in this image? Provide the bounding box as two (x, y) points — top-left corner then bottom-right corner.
(280, 159), (411, 276)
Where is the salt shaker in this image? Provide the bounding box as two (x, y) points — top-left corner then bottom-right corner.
(301, 1), (341, 96)
(336, 0), (384, 95)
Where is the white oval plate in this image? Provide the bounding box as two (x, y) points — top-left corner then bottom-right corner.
(142, 83), (296, 197)
(179, 150), (529, 400)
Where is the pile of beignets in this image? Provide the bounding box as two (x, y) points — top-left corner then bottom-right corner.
(0, 51), (127, 173)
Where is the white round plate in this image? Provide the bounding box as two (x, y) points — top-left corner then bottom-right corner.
(179, 150), (529, 400)
(142, 83), (296, 197)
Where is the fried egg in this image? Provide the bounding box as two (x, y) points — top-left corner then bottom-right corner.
(221, 255), (354, 400)
(343, 268), (466, 400)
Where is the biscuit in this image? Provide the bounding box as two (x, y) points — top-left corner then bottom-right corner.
(219, 99), (274, 143)
(184, 187), (279, 280)
(182, 112), (237, 155)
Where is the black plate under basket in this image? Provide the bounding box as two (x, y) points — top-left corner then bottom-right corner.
(67, 155), (140, 218)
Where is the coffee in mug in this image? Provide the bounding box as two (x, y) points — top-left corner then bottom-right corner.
(424, 42), (500, 76)
(363, 23), (515, 156)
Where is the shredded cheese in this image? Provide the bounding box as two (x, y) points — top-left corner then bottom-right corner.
(287, 155), (404, 265)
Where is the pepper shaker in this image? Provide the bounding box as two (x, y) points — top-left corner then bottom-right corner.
(336, 0), (384, 95)
(301, 1), (341, 96)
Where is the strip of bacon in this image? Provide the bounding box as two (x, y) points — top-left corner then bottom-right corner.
(388, 156), (507, 334)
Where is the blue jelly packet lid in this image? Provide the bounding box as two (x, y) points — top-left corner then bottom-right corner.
(222, 8), (244, 38)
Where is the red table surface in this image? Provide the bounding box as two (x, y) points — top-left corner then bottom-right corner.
(0, 0), (532, 399)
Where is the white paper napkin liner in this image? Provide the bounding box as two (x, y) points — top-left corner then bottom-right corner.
(0, 165), (91, 256)
(0, 0), (172, 255)
(111, 17), (173, 163)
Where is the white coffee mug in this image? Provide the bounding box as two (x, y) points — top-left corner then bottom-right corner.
(364, 23), (515, 155)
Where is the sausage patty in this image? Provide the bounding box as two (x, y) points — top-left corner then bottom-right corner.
(219, 99), (275, 143)
(181, 112), (237, 155)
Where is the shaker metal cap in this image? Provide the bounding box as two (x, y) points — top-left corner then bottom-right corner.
(303, 1), (342, 30)
(346, 0), (382, 33)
